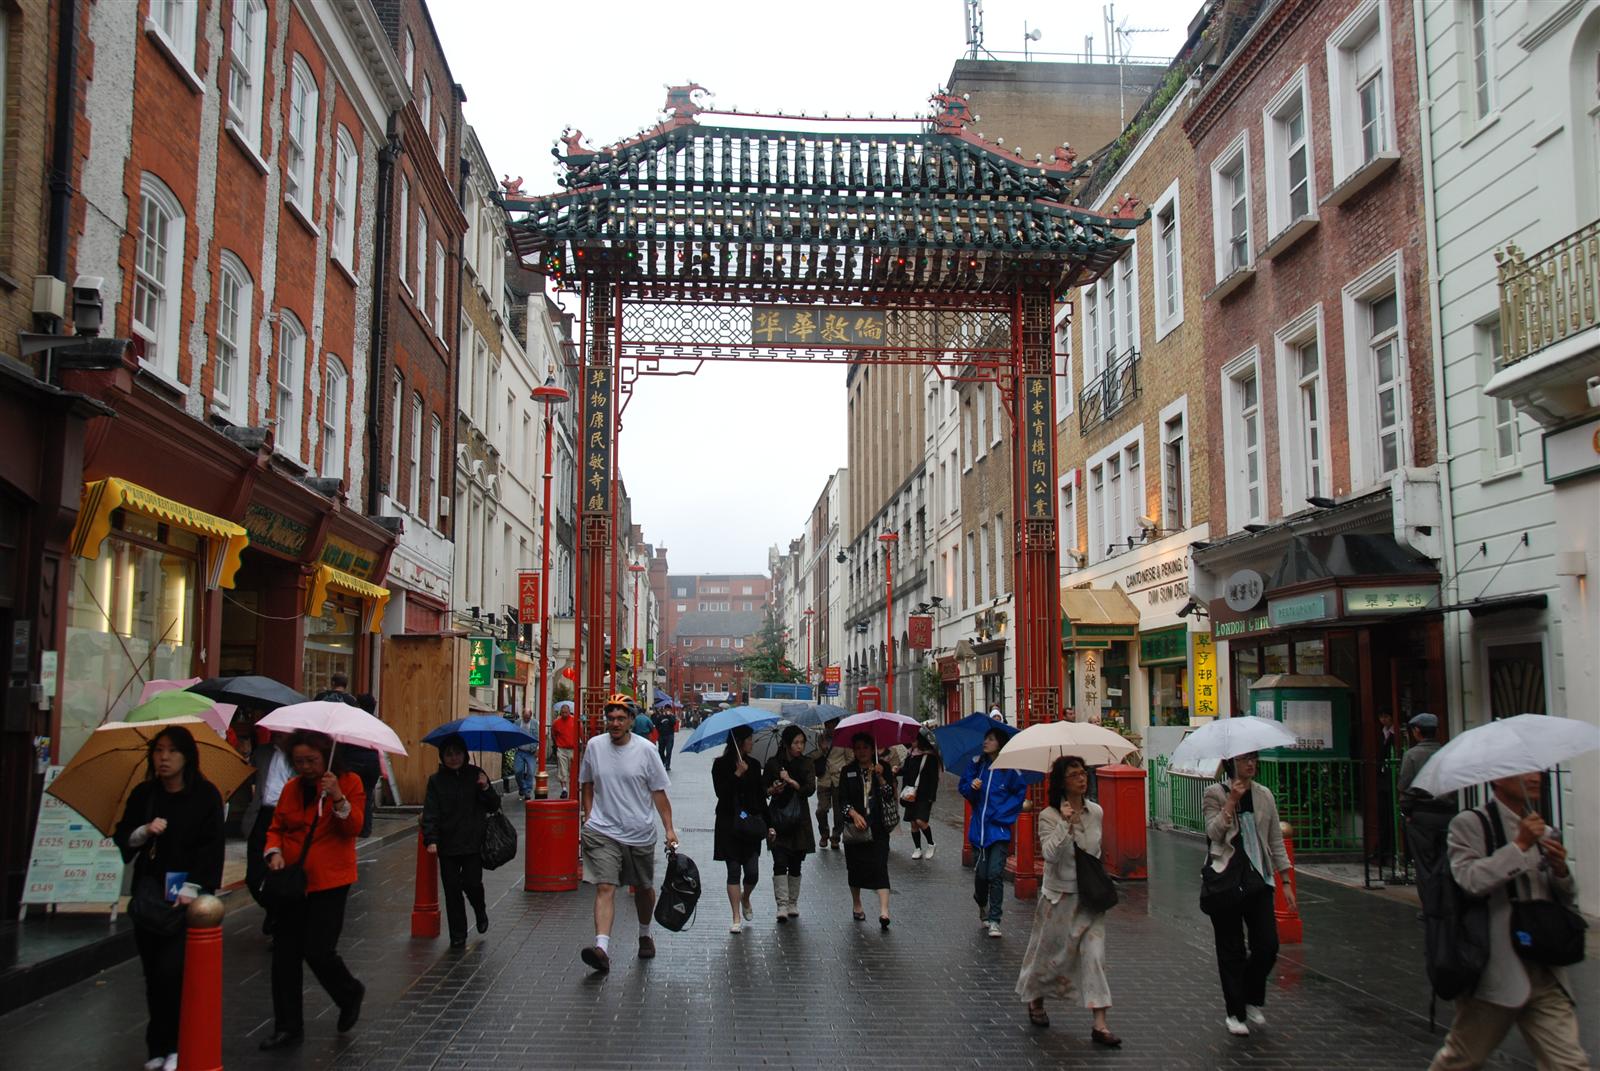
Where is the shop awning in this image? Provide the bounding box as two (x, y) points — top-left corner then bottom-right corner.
(1061, 587), (1141, 648)
(70, 476), (248, 589)
(306, 563), (391, 634)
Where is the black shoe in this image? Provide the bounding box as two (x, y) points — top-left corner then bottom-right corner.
(475, 915), (489, 935)
(261, 914), (276, 936)
(258, 1031), (303, 1051)
(337, 983), (365, 1033)
(581, 945), (611, 973)
(449, 937), (466, 949)
(879, 916), (891, 931)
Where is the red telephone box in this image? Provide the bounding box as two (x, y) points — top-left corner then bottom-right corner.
(856, 686), (880, 713)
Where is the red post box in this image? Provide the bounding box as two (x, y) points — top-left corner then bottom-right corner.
(1097, 764), (1148, 880)
(177, 894), (224, 1071)
(526, 797), (580, 892)
(1275, 822), (1304, 944)
(411, 826), (440, 938)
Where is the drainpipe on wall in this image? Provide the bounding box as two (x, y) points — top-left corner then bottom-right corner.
(366, 117), (401, 518)
(46, 0), (79, 296)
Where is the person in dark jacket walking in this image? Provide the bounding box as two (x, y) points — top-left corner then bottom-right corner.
(313, 677), (381, 837)
(762, 724), (817, 921)
(712, 724), (768, 932)
(421, 734), (502, 948)
(836, 732), (898, 929)
(900, 729), (941, 860)
(113, 726), (225, 1071)
(960, 727), (1029, 938)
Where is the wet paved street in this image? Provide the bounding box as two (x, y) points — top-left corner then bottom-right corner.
(3, 741), (1594, 1070)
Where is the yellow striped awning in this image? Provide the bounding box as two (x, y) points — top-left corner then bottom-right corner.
(70, 477), (249, 589)
(306, 563), (391, 633)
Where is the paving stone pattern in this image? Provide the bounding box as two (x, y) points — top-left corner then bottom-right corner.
(2, 743), (1590, 1070)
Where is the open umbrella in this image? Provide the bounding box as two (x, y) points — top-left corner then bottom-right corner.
(933, 713), (1022, 775)
(1411, 714), (1600, 797)
(681, 705), (780, 754)
(256, 700), (407, 756)
(553, 699), (575, 713)
(137, 677), (202, 704)
(423, 715), (536, 753)
(1169, 716), (1296, 774)
(122, 690), (234, 737)
(188, 675), (307, 709)
(834, 710), (921, 750)
(46, 716), (255, 836)
(779, 702), (847, 727)
(750, 721), (823, 766)
(990, 720), (1140, 772)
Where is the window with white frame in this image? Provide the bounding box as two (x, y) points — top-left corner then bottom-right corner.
(1466, 0), (1494, 121)
(149, 0), (197, 69)
(1340, 255), (1408, 487)
(964, 532), (976, 608)
(275, 312), (306, 459)
(285, 58), (318, 213)
(409, 394), (423, 514)
(1264, 70), (1315, 237)
(1327, 1), (1395, 184)
(1058, 478), (1079, 572)
(321, 355), (347, 480)
(331, 127), (357, 269)
(1160, 402), (1189, 531)
(1083, 244), (1139, 372)
(975, 386), (988, 458)
(1087, 431), (1142, 562)
(421, 76), (434, 146)
(429, 415), (443, 525)
(963, 398), (975, 469)
(1480, 318), (1519, 469)
(1088, 463), (1105, 563)
(1223, 351), (1265, 528)
(131, 176), (185, 381)
(214, 253), (252, 419)
(435, 113), (447, 168)
(397, 177), (410, 288)
(1054, 304), (1074, 419)
(1210, 137), (1252, 279)
(432, 240), (446, 331)
(389, 371), (403, 493)
(1151, 180), (1184, 337)
(402, 30), (415, 89)
(993, 512), (1006, 596)
(990, 381), (1004, 445)
(416, 211), (428, 312)
(1083, 288), (1102, 382)
(226, 0), (266, 151)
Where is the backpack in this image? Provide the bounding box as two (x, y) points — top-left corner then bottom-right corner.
(653, 847), (701, 932)
(1410, 808), (1492, 1023)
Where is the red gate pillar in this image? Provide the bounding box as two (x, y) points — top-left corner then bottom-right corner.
(576, 279), (618, 761)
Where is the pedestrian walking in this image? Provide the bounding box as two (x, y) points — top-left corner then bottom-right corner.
(632, 703), (654, 739)
(899, 730), (941, 860)
(652, 705), (678, 771)
(244, 731), (292, 933)
(112, 726), (225, 1071)
(836, 732), (897, 929)
(421, 734), (502, 949)
(1427, 770), (1589, 1070)
(578, 695), (678, 973)
(513, 708), (539, 800)
(1200, 751), (1295, 1037)
(763, 724), (817, 922)
(259, 730), (367, 1051)
(812, 718), (848, 849)
(1016, 756), (1119, 1046)
(552, 701), (580, 799)
(712, 724), (769, 932)
(960, 727), (1028, 937)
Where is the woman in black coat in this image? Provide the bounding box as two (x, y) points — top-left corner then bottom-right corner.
(113, 725), (225, 1071)
(835, 731), (898, 929)
(711, 724), (768, 933)
(762, 724), (817, 922)
(421, 734), (502, 948)
(899, 729), (942, 860)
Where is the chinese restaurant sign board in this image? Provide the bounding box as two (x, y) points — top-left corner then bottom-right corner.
(908, 614), (933, 649)
(518, 571), (541, 623)
(750, 306), (886, 346)
(468, 636), (494, 687)
(1021, 376), (1055, 520)
(1191, 632), (1218, 719)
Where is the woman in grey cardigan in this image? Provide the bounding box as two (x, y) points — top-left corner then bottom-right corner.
(1201, 751), (1296, 1037)
(1015, 756), (1119, 1046)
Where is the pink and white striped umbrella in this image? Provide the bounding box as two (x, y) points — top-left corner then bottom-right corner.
(256, 700), (407, 756)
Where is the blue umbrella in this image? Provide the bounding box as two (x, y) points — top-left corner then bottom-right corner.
(777, 702), (846, 727)
(681, 705), (780, 753)
(423, 715), (536, 753)
(652, 693), (675, 709)
(933, 713), (1023, 776)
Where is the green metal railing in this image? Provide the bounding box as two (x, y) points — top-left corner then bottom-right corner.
(1153, 756), (1369, 853)
(1169, 769), (1214, 835)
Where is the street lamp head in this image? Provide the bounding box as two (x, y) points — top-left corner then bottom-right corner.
(877, 531), (899, 543)
(628, 563), (646, 574)
(531, 369), (569, 406)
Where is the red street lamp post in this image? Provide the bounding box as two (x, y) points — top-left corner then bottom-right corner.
(531, 369), (569, 799)
(628, 562), (646, 695)
(878, 531), (899, 710)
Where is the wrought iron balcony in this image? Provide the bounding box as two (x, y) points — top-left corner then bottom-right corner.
(1078, 348), (1142, 433)
(1496, 219), (1600, 366)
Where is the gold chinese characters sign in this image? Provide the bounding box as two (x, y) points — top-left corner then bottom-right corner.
(1021, 376), (1054, 520)
(1192, 632), (1218, 719)
(750, 306), (887, 346)
(581, 363), (613, 515)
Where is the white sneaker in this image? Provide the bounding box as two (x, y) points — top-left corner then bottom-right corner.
(923, 843), (936, 859)
(987, 922), (1003, 938)
(911, 848), (924, 860)
(729, 920), (742, 934)
(1245, 1006), (1267, 1027)
(143, 1060), (163, 1071)
(163, 1055), (178, 1071)
(1224, 1016), (1250, 1036)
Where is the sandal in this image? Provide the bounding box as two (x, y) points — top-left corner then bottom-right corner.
(852, 910), (866, 921)
(1091, 1028), (1122, 1048)
(1027, 1002), (1049, 1028)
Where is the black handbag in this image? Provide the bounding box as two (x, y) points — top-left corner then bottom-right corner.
(1075, 845), (1119, 913)
(128, 872), (187, 937)
(260, 791), (321, 907)
(1487, 802), (1588, 967)
(733, 808), (768, 841)
(653, 847), (702, 932)
(1198, 833), (1266, 916)
(481, 810), (518, 870)
(877, 772), (901, 832)
(770, 790), (806, 835)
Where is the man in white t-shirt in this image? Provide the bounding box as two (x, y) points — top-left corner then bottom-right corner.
(578, 694), (678, 972)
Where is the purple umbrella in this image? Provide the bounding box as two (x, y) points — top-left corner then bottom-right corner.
(833, 710), (921, 750)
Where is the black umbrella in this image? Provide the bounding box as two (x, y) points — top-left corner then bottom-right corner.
(188, 675), (308, 709)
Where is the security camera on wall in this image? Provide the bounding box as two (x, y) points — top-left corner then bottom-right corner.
(72, 276), (105, 337)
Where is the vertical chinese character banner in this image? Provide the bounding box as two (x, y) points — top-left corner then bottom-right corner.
(1022, 375), (1055, 519)
(1192, 631), (1218, 719)
(581, 363), (613, 516)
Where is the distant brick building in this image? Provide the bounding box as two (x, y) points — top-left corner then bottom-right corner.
(663, 574), (769, 702)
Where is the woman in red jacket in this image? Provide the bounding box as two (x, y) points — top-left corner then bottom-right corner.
(259, 730), (366, 1051)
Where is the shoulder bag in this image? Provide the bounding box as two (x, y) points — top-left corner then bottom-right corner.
(260, 786), (322, 907)
(769, 778), (807, 835)
(126, 793), (188, 937)
(878, 773), (902, 833)
(481, 810), (518, 870)
(1074, 844), (1119, 913)
(1198, 832), (1265, 916)
(839, 770), (873, 844)
(1487, 802), (1587, 967)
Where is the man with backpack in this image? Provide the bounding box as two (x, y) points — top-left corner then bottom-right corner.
(1427, 770), (1587, 1070)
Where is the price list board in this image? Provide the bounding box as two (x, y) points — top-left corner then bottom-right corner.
(21, 766), (126, 908)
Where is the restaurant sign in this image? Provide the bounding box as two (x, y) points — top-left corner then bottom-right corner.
(1344, 585), (1438, 614)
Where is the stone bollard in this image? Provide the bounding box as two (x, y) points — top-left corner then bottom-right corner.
(1275, 821), (1304, 944)
(177, 893), (225, 1071)
(411, 827), (441, 938)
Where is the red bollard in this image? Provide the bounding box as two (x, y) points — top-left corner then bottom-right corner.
(1275, 821), (1304, 944)
(525, 797), (580, 891)
(961, 800), (974, 867)
(411, 827), (441, 938)
(1006, 808), (1041, 900)
(177, 894), (224, 1071)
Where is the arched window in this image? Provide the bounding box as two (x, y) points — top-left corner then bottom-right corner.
(131, 175), (186, 380)
(331, 126), (357, 268)
(275, 312), (306, 460)
(214, 252), (252, 419)
(321, 354), (347, 480)
(285, 57), (318, 211)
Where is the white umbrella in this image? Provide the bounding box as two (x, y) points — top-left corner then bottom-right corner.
(990, 720), (1140, 772)
(1411, 714), (1600, 797)
(1169, 716), (1296, 772)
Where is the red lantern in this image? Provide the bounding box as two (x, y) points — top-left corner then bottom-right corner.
(561, 665), (577, 681)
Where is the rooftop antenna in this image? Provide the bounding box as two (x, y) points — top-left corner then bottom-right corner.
(964, 0), (985, 60)
(1023, 21), (1042, 61)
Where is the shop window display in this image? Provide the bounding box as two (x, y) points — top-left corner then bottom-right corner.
(304, 602), (359, 696)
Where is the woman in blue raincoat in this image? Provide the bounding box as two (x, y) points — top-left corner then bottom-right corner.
(960, 727), (1029, 938)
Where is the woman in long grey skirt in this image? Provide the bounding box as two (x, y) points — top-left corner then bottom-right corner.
(1015, 755), (1120, 1047)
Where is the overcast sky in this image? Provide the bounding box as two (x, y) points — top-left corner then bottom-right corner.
(431, 1), (1195, 574)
